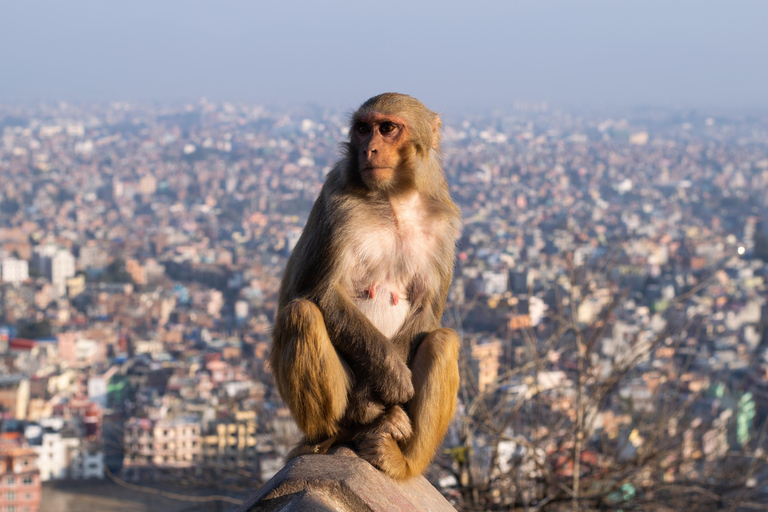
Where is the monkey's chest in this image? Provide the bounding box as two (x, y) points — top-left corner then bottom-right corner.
(347, 227), (436, 339)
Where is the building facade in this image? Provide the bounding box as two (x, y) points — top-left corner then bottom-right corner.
(122, 417), (201, 480)
(0, 445), (41, 512)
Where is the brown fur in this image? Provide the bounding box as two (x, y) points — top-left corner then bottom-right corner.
(270, 93), (461, 479)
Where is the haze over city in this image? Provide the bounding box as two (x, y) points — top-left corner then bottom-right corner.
(2, 0), (768, 110)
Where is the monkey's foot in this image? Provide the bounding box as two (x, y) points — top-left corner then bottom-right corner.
(357, 432), (410, 480)
(377, 405), (412, 442)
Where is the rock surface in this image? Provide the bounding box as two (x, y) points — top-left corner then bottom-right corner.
(236, 448), (456, 512)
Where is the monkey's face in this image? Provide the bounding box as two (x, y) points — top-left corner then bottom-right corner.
(352, 113), (409, 190)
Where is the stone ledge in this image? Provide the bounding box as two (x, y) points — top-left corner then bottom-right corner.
(236, 448), (456, 512)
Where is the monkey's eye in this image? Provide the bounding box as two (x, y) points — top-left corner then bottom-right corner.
(379, 122), (396, 134)
(356, 123), (371, 135)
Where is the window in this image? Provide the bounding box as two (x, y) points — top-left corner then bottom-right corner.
(6, 477), (14, 485)
(7, 490), (16, 500)
(21, 477), (32, 485)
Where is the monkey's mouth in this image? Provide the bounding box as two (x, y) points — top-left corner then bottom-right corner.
(360, 166), (395, 184)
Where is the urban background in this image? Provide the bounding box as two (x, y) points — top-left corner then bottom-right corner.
(0, 100), (767, 511)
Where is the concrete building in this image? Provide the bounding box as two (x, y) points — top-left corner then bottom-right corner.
(51, 250), (75, 297)
(31, 246), (76, 297)
(32, 432), (78, 481)
(469, 339), (503, 394)
(201, 416), (258, 469)
(70, 446), (104, 479)
(31, 245), (57, 276)
(480, 270), (509, 296)
(25, 419), (104, 482)
(0, 375), (30, 421)
(0, 444), (41, 512)
(122, 418), (201, 480)
(0, 258), (29, 285)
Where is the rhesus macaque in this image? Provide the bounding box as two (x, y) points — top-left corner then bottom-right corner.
(270, 93), (461, 479)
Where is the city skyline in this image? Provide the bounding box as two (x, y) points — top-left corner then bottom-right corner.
(1, 91), (768, 510)
(1, 1), (767, 111)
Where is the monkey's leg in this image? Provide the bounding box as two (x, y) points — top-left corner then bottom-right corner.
(357, 328), (460, 479)
(273, 299), (351, 443)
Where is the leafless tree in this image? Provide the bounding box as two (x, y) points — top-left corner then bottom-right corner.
(437, 247), (768, 511)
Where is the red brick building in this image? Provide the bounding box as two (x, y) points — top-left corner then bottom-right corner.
(0, 444), (41, 512)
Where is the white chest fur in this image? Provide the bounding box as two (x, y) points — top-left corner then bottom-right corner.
(344, 193), (439, 338)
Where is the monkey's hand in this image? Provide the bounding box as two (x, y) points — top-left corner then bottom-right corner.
(375, 352), (414, 405)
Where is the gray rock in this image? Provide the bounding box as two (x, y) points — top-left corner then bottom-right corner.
(237, 448), (456, 512)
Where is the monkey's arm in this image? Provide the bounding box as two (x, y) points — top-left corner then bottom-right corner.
(288, 193), (402, 372)
(392, 257), (455, 361)
(282, 190), (413, 404)
(316, 286), (414, 405)
(390, 305), (439, 362)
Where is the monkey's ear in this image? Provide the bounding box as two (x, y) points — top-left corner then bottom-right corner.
(431, 116), (443, 149)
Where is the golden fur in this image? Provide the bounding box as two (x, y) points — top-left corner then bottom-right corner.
(270, 93), (461, 479)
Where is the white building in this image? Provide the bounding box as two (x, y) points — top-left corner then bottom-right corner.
(529, 296), (548, 327)
(70, 447), (104, 479)
(87, 377), (108, 409)
(51, 250), (75, 297)
(34, 432), (78, 481)
(0, 258), (29, 285)
(480, 270), (508, 296)
(31, 246), (76, 296)
(30, 430), (104, 481)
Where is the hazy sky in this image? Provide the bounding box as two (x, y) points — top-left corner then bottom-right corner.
(1, 0), (766, 111)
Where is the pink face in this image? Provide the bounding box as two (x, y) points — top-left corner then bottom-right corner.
(352, 113), (409, 186)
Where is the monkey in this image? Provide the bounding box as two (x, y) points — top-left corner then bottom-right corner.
(269, 93), (461, 480)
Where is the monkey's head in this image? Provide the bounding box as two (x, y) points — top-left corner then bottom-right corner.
(348, 93), (442, 192)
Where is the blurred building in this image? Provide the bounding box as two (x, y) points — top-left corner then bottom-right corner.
(201, 416), (258, 469)
(468, 338), (503, 394)
(0, 376), (30, 421)
(26, 425), (104, 481)
(0, 258), (29, 285)
(0, 444), (41, 512)
(122, 417), (201, 480)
